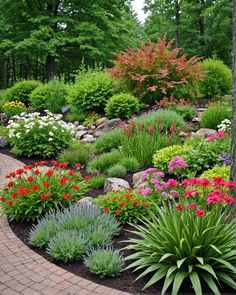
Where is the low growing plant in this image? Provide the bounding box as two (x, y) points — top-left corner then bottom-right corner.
(94, 129), (125, 153)
(58, 146), (90, 166)
(84, 247), (124, 278)
(95, 190), (153, 223)
(0, 162), (88, 221)
(120, 157), (140, 172)
(200, 104), (232, 130)
(89, 175), (106, 189)
(107, 164), (127, 178)
(87, 150), (123, 173)
(83, 112), (100, 126)
(125, 204), (236, 294)
(200, 165), (230, 181)
(2, 101), (28, 117)
(168, 105), (197, 121)
(7, 111), (75, 158)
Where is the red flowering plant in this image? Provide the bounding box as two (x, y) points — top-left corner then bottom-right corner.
(94, 189), (154, 223)
(0, 161), (89, 222)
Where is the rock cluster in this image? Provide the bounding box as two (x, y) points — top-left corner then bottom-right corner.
(74, 117), (122, 143)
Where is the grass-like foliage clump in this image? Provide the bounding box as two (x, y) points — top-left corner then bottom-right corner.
(84, 247), (124, 277)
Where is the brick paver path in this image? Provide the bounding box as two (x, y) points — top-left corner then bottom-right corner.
(0, 153), (131, 295)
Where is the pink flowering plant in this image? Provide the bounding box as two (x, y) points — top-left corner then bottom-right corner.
(0, 161), (89, 221)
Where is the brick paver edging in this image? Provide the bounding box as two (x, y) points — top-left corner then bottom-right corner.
(0, 153), (132, 295)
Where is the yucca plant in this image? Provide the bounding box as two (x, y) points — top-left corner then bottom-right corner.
(125, 205), (236, 295)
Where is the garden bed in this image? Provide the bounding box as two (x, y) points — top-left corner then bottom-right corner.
(9, 219), (233, 295)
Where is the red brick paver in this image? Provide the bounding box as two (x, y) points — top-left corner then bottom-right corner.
(0, 153), (132, 295)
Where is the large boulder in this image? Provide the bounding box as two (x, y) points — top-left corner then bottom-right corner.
(104, 178), (130, 193)
(96, 117), (109, 127)
(95, 118), (122, 131)
(75, 130), (87, 139)
(82, 134), (96, 143)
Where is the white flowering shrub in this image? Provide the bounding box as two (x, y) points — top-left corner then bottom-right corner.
(217, 119), (231, 133)
(7, 111), (75, 157)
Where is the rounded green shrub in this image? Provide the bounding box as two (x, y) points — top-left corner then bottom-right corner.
(84, 247), (124, 278)
(105, 93), (140, 119)
(107, 163), (127, 177)
(200, 165), (230, 181)
(153, 144), (192, 172)
(200, 58), (232, 99)
(30, 79), (69, 113)
(68, 71), (116, 112)
(4, 80), (41, 104)
(200, 104), (232, 129)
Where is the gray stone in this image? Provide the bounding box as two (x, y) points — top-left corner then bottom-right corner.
(96, 118), (122, 131)
(104, 178), (130, 193)
(87, 123), (96, 130)
(94, 130), (105, 137)
(96, 117), (109, 127)
(77, 125), (87, 131)
(74, 121), (79, 126)
(132, 171), (146, 188)
(75, 130), (87, 139)
(77, 197), (93, 206)
(82, 134), (96, 143)
(192, 117), (201, 123)
(195, 128), (217, 138)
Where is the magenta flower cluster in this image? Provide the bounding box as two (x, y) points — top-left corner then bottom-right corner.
(168, 156), (188, 174)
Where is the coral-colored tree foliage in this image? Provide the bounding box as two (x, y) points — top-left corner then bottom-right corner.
(107, 36), (204, 104)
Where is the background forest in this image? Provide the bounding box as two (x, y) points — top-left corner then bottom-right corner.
(0, 0), (232, 87)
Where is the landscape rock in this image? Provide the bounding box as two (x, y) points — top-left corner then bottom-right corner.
(87, 123), (96, 130)
(104, 178), (130, 194)
(195, 128), (217, 138)
(132, 171), (146, 188)
(77, 125), (87, 131)
(192, 117), (201, 123)
(75, 130), (87, 139)
(94, 130), (105, 137)
(96, 118), (122, 131)
(82, 134), (96, 143)
(96, 117), (109, 127)
(77, 197), (93, 206)
(74, 121), (79, 126)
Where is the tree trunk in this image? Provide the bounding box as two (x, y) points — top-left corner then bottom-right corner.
(46, 55), (56, 80)
(175, 0), (180, 48)
(231, 0), (236, 197)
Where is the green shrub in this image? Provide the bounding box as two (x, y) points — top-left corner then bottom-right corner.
(4, 80), (41, 104)
(200, 165), (230, 181)
(1, 163), (88, 222)
(0, 91), (8, 113)
(200, 58), (232, 99)
(47, 231), (88, 262)
(30, 79), (69, 113)
(135, 110), (185, 132)
(7, 112), (74, 158)
(105, 93), (140, 119)
(58, 146), (90, 166)
(94, 129), (125, 153)
(126, 205), (236, 293)
(89, 176), (106, 189)
(200, 104), (232, 129)
(168, 105), (197, 121)
(87, 150), (123, 173)
(153, 144), (192, 173)
(95, 190), (153, 223)
(84, 247), (124, 278)
(66, 110), (88, 123)
(2, 100), (27, 117)
(120, 157), (140, 172)
(68, 71), (116, 112)
(107, 164), (127, 178)
(108, 36), (203, 104)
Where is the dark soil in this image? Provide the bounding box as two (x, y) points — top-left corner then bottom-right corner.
(9, 220), (234, 295)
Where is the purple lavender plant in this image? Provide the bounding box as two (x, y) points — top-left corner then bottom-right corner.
(221, 152), (231, 165)
(0, 136), (7, 148)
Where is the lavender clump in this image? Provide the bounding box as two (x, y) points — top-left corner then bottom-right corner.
(0, 136), (7, 148)
(221, 152), (231, 166)
(61, 106), (69, 114)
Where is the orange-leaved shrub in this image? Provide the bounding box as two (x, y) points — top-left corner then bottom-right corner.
(107, 35), (204, 104)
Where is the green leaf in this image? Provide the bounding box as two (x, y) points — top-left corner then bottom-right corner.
(211, 258), (236, 273)
(210, 244), (223, 255)
(190, 271), (202, 295)
(159, 253), (174, 263)
(217, 272), (236, 290)
(196, 256), (204, 265)
(143, 266), (168, 290)
(161, 272), (175, 295)
(172, 271), (186, 295)
(177, 258), (186, 269)
(202, 273), (220, 295)
(196, 264), (218, 280)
